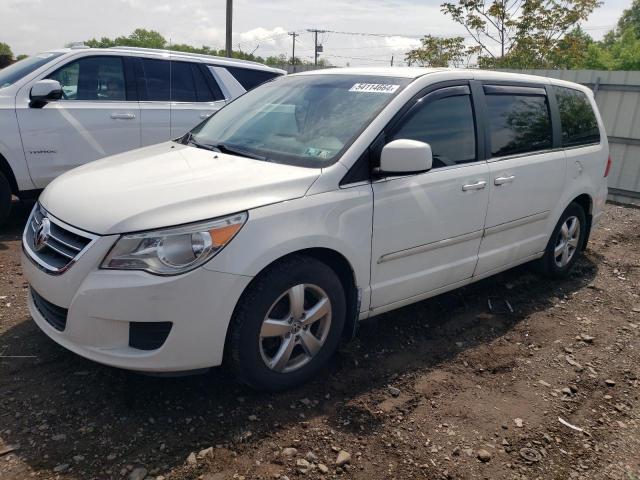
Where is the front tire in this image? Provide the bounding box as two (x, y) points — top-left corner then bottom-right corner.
(538, 202), (587, 278)
(0, 173), (12, 228)
(227, 255), (346, 391)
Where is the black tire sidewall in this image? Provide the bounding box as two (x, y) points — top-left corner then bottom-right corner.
(0, 173), (12, 227)
(543, 203), (587, 277)
(231, 257), (346, 391)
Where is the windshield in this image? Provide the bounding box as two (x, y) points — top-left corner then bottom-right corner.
(0, 52), (64, 89)
(188, 74), (412, 167)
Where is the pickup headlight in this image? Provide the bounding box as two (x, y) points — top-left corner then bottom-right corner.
(101, 212), (247, 275)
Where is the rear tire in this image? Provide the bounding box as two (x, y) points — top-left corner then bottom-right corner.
(537, 202), (587, 278)
(0, 173), (12, 228)
(227, 255), (346, 391)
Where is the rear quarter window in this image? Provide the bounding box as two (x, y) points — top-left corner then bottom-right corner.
(554, 86), (601, 147)
(224, 66), (282, 90)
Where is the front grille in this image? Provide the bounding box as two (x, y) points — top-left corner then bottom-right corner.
(23, 204), (96, 274)
(129, 322), (173, 350)
(31, 288), (68, 331)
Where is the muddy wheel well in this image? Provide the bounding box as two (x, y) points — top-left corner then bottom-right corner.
(0, 154), (18, 195)
(571, 194), (593, 250)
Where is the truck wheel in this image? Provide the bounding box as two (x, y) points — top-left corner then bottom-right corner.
(538, 202), (587, 278)
(227, 255), (346, 391)
(0, 173), (12, 228)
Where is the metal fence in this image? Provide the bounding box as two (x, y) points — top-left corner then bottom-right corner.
(506, 69), (640, 206)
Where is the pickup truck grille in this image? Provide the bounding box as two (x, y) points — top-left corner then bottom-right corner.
(23, 204), (97, 274)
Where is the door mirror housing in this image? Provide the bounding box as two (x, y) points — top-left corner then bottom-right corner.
(376, 139), (433, 176)
(30, 80), (63, 108)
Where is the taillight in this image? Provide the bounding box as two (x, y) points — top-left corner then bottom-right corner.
(604, 156), (612, 177)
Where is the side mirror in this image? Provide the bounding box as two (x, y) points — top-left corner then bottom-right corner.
(377, 139), (433, 176)
(30, 80), (63, 108)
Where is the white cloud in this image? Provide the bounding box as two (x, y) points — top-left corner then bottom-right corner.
(0, 0), (627, 66)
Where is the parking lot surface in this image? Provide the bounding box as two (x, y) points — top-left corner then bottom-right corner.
(1, 203), (639, 480)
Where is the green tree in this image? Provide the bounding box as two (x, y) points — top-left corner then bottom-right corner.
(441, 0), (602, 68)
(546, 26), (593, 68)
(617, 0), (640, 33)
(85, 29), (166, 49)
(405, 35), (480, 67)
(0, 42), (13, 69)
(0, 42), (12, 57)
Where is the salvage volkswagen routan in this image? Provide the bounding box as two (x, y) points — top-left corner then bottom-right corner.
(22, 68), (609, 390)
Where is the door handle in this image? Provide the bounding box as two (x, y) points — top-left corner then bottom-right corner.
(199, 112), (213, 119)
(494, 175), (515, 185)
(461, 180), (487, 191)
(110, 113), (136, 120)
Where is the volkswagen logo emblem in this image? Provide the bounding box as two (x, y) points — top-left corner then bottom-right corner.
(33, 217), (51, 252)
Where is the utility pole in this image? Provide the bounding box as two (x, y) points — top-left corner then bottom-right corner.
(225, 0), (233, 58)
(390, 55), (394, 67)
(288, 32), (298, 73)
(307, 29), (326, 66)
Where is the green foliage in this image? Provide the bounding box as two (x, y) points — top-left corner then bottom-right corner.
(617, 0), (640, 34)
(0, 42), (13, 57)
(405, 35), (480, 67)
(440, 0), (601, 68)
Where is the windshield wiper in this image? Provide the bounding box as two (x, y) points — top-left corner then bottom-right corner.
(181, 132), (220, 152)
(181, 133), (266, 161)
(211, 143), (266, 161)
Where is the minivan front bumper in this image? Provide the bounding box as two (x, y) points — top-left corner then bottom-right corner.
(23, 249), (252, 372)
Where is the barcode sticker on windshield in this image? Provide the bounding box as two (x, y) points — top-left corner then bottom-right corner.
(349, 83), (400, 94)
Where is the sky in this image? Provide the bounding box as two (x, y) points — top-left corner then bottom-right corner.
(0, 0), (632, 66)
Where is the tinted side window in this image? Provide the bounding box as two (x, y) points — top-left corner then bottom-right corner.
(48, 56), (126, 101)
(392, 94), (476, 168)
(224, 66), (281, 90)
(485, 94), (552, 157)
(554, 86), (600, 147)
(141, 58), (170, 101)
(170, 61), (196, 102)
(191, 64), (216, 102)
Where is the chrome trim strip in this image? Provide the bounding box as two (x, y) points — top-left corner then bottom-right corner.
(22, 204), (99, 276)
(483, 211), (550, 237)
(47, 231), (83, 252)
(378, 230), (483, 264)
(43, 241), (75, 259)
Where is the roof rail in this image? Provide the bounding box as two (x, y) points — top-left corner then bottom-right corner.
(108, 46), (268, 68)
(68, 42), (90, 50)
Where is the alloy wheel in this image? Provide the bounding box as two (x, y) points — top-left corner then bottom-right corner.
(259, 283), (332, 373)
(554, 215), (581, 268)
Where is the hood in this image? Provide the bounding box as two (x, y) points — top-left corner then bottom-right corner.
(40, 142), (321, 235)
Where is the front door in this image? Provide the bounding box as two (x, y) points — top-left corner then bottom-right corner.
(16, 55), (141, 188)
(475, 85), (566, 276)
(370, 85), (490, 310)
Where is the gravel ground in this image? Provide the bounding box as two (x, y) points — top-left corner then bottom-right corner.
(1, 202), (639, 480)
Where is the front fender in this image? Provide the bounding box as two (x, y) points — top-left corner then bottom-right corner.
(205, 186), (373, 309)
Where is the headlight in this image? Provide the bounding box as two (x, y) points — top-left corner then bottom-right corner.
(101, 212), (247, 275)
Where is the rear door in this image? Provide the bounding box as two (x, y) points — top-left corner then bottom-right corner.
(475, 84), (566, 276)
(370, 83), (490, 309)
(168, 62), (226, 137)
(16, 54), (141, 187)
(136, 58), (225, 145)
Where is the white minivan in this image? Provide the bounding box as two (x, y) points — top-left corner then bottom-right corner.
(22, 68), (609, 390)
(0, 46), (284, 225)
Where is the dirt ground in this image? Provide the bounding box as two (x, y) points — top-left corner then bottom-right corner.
(1, 202), (639, 480)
